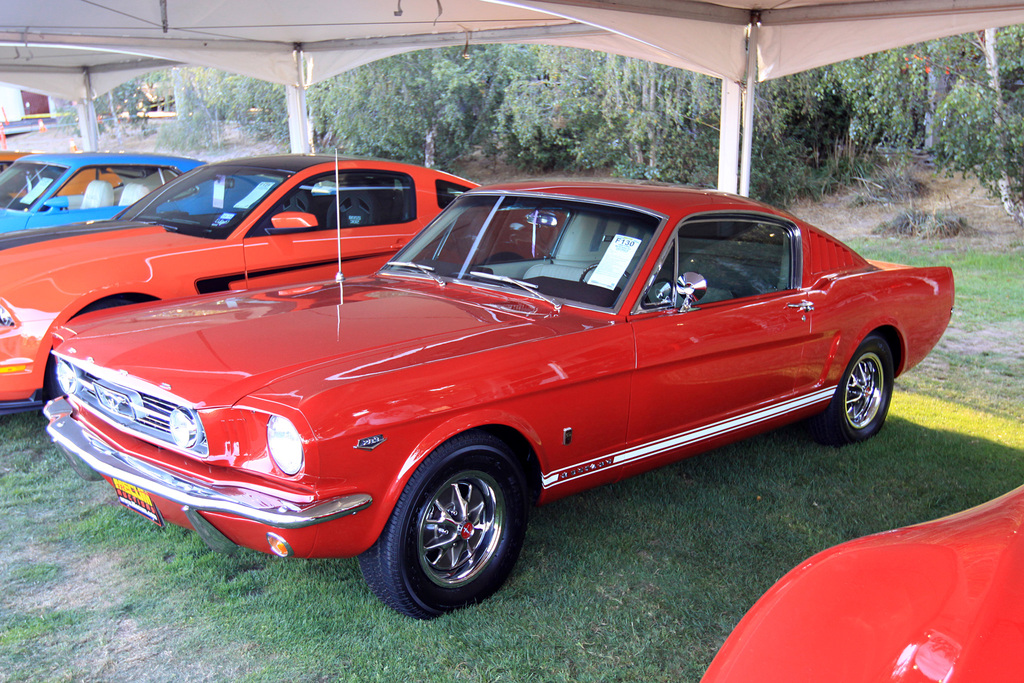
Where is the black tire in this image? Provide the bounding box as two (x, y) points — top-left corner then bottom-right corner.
(808, 334), (894, 447)
(358, 430), (528, 619)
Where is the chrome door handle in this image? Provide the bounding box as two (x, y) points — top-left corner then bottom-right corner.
(787, 300), (814, 312)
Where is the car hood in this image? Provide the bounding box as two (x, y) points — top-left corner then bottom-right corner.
(0, 220), (204, 290)
(56, 277), (609, 409)
(0, 218), (138, 250)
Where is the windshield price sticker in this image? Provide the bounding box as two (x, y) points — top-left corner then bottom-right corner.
(588, 235), (642, 290)
(22, 178), (54, 206)
(234, 181), (277, 210)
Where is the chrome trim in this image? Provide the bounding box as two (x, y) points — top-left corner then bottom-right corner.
(45, 398), (372, 531)
(183, 505), (239, 554)
(51, 351), (209, 458)
(391, 190), (670, 315)
(540, 386), (837, 489)
(462, 188), (669, 223)
(631, 211), (803, 316)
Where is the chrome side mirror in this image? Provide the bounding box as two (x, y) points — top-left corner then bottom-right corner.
(676, 272), (707, 311)
(526, 209), (558, 228)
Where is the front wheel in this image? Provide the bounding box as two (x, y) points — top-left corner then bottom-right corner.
(808, 334), (894, 446)
(358, 430), (528, 618)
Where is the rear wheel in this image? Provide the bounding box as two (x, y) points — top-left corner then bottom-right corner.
(358, 430), (528, 619)
(808, 334), (894, 446)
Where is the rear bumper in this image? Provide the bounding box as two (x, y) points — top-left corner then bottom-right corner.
(44, 398), (372, 547)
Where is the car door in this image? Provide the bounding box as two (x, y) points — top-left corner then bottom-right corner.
(241, 169), (421, 289)
(626, 215), (817, 447)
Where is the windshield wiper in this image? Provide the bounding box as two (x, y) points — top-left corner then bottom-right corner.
(467, 270), (561, 312)
(385, 260), (446, 287)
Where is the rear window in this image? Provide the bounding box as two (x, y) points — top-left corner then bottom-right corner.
(436, 179), (474, 209)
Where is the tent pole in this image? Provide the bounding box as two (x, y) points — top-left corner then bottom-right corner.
(286, 46), (312, 153)
(77, 68), (100, 152)
(739, 18), (759, 197)
(717, 78), (741, 194)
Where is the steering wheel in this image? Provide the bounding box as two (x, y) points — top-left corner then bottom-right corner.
(579, 263), (600, 283)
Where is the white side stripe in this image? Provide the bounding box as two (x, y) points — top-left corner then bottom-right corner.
(541, 386), (836, 488)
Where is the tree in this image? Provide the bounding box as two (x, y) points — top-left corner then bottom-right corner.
(308, 47), (509, 169)
(934, 27), (1024, 227)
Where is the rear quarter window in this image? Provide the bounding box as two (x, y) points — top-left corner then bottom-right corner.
(436, 179), (474, 209)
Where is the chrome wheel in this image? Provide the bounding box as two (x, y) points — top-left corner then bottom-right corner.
(358, 430), (527, 618)
(807, 334), (894, 447)
(844, 351), (884, 429)
(418, 471), (505, 587)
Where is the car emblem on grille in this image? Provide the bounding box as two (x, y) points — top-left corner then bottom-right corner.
(96, 384), (136, 420)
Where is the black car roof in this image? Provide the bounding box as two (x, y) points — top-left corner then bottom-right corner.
(207, 154), (393, 173)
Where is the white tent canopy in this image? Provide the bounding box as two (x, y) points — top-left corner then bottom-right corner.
(4, 0), (1024, 192)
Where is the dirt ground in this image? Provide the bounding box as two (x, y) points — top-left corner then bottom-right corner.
(4, 119), (283, 163)
(790, 165), (1022, 248)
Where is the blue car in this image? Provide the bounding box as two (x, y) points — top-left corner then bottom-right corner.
(0, 152), (203, 233)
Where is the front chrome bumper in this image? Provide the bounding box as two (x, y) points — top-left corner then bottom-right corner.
(45, 397), (372, 547)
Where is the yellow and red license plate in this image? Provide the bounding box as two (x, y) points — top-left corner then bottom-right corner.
(112, 478), (164, 527)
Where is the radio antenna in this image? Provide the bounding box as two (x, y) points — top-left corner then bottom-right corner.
(334, 150), (344, 302)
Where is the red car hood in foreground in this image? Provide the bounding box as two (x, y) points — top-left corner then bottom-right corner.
(703, 485), (1024, 683)
(55, 276), (603, 410)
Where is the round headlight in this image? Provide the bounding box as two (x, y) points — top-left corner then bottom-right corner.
(267, 415), (304, 476)
(55, 359), (78, 396)
(0, 304), (14, 327)
(169, 407), (200, 449)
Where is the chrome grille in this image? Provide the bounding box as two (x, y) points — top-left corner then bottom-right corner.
(64, 362), (208, 457)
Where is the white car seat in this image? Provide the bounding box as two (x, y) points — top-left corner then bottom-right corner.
(81, 180), (115, 209)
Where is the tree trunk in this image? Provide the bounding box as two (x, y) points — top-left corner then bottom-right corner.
(107, 91), (124, 148)
(981, 28), (1024, 227)
(424, 125), (437, 169)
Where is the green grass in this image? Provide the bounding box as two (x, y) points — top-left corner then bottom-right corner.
(1, 239), (1022, 682)
(850, 239), (1024, 421)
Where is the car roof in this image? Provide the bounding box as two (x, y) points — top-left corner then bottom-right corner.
(198, 154), (465, 175)
(467, 180), (790, 219)
(14, 152), (201, 168)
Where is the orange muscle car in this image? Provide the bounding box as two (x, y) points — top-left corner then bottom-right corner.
(0, 155), (475, 413)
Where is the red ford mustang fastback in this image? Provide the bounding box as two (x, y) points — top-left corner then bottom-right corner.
(44, 181), (954, 618)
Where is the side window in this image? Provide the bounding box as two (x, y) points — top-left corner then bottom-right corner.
(55, 165), (181, 209)
(436, 179), (474, 209)
(678, 219), (793, 302)
(252, 170), (415, 236)
(642, 217), (794, 309)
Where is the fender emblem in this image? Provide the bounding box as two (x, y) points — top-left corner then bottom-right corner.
(355, 434), (387, 451)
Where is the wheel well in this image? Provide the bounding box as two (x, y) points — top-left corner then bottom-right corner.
(476, 425), (543, 505)
(870, 325), (903, 375)
(73, 293), (160, 318)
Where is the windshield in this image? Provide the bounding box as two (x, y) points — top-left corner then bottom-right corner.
(385, 193), (662, 310)
(120, 165), (291, 238)
(0, 162), (67, 212)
